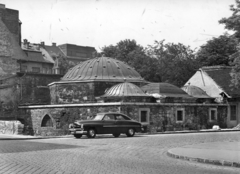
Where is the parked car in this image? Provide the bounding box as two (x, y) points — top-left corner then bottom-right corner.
(69, 112), (143, 138)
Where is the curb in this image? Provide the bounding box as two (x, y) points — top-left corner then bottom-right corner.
(0, 134), (73, 140)
(167, 151), (240, 168)
(138, 129), (240, 135)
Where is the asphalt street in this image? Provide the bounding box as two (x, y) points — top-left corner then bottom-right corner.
(0, 132), (240, 174)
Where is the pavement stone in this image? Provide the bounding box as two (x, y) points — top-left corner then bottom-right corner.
(0, 132), (240, 174)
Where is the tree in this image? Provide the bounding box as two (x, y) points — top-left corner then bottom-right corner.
(146, 40), (199, 87)
(101, 39), (141, 64)
(101, 39), (198, 86)
(101, 39), (161, 82)
(195, 34), (238, 66)
(219, 0), (240, 39)
(230, 44), (240, 88)
(55, 54), (77, 75)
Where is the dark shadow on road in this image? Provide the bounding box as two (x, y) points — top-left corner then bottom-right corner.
(0, 141), (84, 153)
(73, 134), (147, 140)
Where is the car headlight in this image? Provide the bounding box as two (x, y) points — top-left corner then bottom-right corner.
(69, 123), (74, 129)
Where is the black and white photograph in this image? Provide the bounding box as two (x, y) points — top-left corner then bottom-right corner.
(0, 0), (240, 173)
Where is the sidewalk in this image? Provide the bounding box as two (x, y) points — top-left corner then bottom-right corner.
(0, 134), (72, 140)
(168, 141), (240, 168)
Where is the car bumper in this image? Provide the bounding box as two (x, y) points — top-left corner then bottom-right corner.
(69, 128), (87, 135)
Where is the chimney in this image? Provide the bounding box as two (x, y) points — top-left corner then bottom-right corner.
(52, 42), (56, 47)
(40, 42), (45, 47)
(0, 4), (5, 9)
(23, 39), (28, 45)
(27, 42), (30, 49)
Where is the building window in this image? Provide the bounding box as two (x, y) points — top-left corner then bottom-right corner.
(176, 108), (185, 122)
(139, 108), (150, 124)
(41, 115), (53, 127)
(209, 108), (217, 121)
(230, 105), (237, 121)
(32, 67), (40, 73)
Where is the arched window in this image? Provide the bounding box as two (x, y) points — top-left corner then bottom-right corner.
(41, 115), (53, 127)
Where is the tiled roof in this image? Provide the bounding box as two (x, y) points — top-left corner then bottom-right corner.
(141, 83), (192, 98)
(21, 43), (54, 64)
(101, 82), (150, 97)
(201, 66), (240, 97)
(61, 57), (146, 83)
(22, 50), (53, 64)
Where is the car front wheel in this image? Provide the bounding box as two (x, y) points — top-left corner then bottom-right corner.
(126, 128), (135, 137)
(87, 128), (96, 138)
(74, 134), (82, 139)
(113, 133), (120, 137)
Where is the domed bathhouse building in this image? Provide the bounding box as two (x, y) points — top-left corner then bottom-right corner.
(16, 58), (231, 136)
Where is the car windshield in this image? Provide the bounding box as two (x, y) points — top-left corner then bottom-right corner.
(92, 114), (105, 120)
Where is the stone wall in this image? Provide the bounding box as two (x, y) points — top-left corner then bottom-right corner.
(121, 104), (228, 133)
(21, 105), (120, 136)
(0, 6), (20, 43)
(19, 103), (228, 136)
(18, 73), (62, 105)
(0, 73), (62, 120)
(50, 82), (119, 104)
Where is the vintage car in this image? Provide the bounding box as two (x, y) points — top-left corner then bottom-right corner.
(69, 112), (143, 138)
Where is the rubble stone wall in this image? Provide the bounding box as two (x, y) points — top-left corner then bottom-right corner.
(19, 104), (228, 136)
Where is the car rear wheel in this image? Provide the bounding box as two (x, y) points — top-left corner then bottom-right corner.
(74, 134), (82, 138)
(113, 133), (120, 137)
(126, 128), (135, 137)
(87, 128), (96, 138)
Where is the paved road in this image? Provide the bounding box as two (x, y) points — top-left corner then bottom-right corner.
(0, 132), (240, 174)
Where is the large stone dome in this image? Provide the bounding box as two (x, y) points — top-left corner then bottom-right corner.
(61, 57), (145, 83)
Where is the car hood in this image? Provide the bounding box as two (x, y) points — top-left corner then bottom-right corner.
(74, 120), (141, 125)
(74, 120), (100, 124)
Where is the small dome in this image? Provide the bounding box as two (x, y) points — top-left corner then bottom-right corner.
(182, 85), (211, 98)
(102, 82), (150, 97)
(141, 83), (192, 98)
(61, 57), (145, 82)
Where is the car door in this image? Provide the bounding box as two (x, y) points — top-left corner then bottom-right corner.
(115, 114), (131, 133)
(102, 114), (117, 134)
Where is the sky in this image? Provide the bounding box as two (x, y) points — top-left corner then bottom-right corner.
(0, 0), (236, 51)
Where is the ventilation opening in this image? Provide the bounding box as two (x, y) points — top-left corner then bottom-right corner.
(41, 115), (53, 127)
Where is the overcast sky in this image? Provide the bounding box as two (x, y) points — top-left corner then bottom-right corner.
(0, 0), (236, 51)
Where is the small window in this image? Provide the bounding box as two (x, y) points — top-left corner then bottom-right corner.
(41, 115), (53, 127)
(103, 114), (115, 120)
(139, 108), (150, 124)
(176, 108), (185, 122)
(230, 105), (237, 121)
(115, 114), (131, 121)
(209, 108), (217, 121)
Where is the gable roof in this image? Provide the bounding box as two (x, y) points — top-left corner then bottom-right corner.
(201, 66), (240, 97)
(21, 43), (53, 64)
